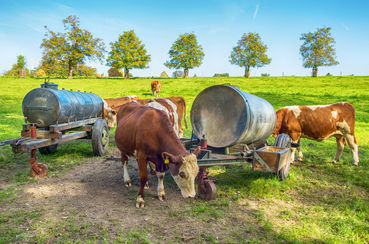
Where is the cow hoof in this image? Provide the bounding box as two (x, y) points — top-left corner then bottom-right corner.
(144, 182), (149, 189)
(136, 196), (145, 208)
(353, 162), (359, 166)
(158, 194), (166, 201)
(124, 181), (132, 187)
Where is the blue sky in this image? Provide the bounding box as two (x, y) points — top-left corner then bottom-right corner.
(0, 0), (368, 77)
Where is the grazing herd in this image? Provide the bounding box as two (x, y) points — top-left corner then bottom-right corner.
(104, 81), (359, 207)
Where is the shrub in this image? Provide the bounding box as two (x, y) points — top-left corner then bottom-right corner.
(213, 73), (229, 77)
(35, 68), (46, 77)
(108, 68), (123, 77)
(173, 70), (183, 78)
(160, 71), (168, 78)
(261, 73), (270, 77)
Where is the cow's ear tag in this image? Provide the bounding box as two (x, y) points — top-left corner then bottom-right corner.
(164, 158), (169, 164)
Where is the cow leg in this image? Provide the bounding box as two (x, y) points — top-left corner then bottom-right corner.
(297, 139), (303, 161)
(136, 152), (148, 208)
(121, 155), (131, 187)
(156, 172), (166, 201)
(344, 134), (359, 166)
(332, 136), (345, 164)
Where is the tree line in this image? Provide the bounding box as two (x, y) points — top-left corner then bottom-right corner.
(5, 15), (339, 79)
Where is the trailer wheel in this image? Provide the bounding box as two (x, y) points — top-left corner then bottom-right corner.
(275, 133), (292, 180)
(39, 144), (58, 154)
(278, 159), (291, 180)
(275, 133), (291, 148)
(92, 119), (109, 156)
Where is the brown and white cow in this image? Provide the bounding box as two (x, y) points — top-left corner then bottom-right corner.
(115, 102), (200, 208)
(102, 95), (139, 128)
(151, 80), (161, 97)
(273, 102), (359, 165)
(137, 97), (188, 138)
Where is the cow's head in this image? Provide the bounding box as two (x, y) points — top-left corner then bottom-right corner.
(163, 147), (200, 198)
(105, 107), (117, 128)
(272, 108), (285, 138)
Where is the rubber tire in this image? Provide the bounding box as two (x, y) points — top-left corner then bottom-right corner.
(39, 144), (58, 154)
(278, 159), (291, 180)
(275, 133), (292, 148)
(92, 119), (109, 156)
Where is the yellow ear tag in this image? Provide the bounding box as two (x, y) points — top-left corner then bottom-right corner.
(164, 158), (169, 164)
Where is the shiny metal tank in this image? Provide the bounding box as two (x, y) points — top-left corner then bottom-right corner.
(190, 85), (276, 148)
(22, 83), (103, 127)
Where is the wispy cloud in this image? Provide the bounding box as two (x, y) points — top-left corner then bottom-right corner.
(253, 4), (259, 20)
(341, 23), (349, 31)
(54, 3), (76, 13)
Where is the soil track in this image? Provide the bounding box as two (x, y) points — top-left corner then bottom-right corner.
(2, 148), (274, 242)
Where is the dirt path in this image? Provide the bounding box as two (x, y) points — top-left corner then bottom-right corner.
(1, 148), (275, 243)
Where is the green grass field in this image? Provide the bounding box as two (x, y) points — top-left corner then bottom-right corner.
(0, 76), (368, 243)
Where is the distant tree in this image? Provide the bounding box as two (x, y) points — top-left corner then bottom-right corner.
(300, 27), (339, 77)
(3, 55), (28, 78)
(106, 30), (151, 79)
(17, 55), (26, 70)
(172, 70), (184, 78)
(160, 71), (168, 78)
(165, 33), (204, 78)
(230, 33), (271, 78)
(40, 15), (105, 79)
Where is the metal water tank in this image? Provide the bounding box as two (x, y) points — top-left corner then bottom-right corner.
(22, 83), (103, 127)
(190, 85), (276, 148)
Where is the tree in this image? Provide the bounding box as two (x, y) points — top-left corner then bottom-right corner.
(40, 15), (105, 79)
(106, 30), (151, 79)
(165, 33), (204, 78)
(300, 27), (339, 77)
(230, 33), (271, 78)
(4, 55), (29, 78)
(17, 55), (26, 70)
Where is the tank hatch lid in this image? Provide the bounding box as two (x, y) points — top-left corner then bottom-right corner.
(41, 82), (58, 90)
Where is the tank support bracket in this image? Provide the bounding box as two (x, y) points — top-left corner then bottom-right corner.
(29, 149), (48, 177)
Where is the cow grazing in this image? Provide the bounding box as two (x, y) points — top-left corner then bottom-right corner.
(151, 80), (161, 97)
(115, 102), (200, 208)
(103, 95), (139, 128)
(273, 102), (359, 166)
(137, 97), (188, 138)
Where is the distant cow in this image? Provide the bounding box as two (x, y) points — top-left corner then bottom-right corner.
(151, 80), (161, 97)
(137, 97), (188, 138)
(273, 102), (359, 165)
(103, 95), (139, 128)
(115, 102), (200, 208)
